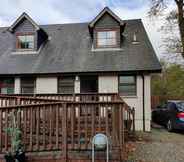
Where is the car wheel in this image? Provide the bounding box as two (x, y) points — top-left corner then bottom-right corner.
(167, 119), (174, 132)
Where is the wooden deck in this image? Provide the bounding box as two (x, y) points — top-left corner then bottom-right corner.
(0, 93), (135, 162)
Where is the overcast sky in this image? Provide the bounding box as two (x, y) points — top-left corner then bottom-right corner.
(0, 0), (175, 58)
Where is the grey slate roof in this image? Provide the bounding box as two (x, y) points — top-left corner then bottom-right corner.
(0, 19), (161, 75)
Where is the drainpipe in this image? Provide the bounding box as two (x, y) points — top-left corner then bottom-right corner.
(142, 75), (145, 132)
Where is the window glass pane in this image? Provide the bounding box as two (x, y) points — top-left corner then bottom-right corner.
(98, 39), (107, 46)
(28, 42), (34, 49)
(7, 87), (14, 94)
(97, 30), (117, 47)
(98, 32), (106, 39)
(119, 85), (136, 96)
(58, 77), (74, 94)
(21, 78), (35, 94)
(18, 36), (26, 42)
(107, 31), (116, 38)
(106, 39), (116, 46)
(1, 88), (8, 94)
(119, 76), (135, 84)
(119, 76), (136, 96)
(26, 35), (34, 42)
(17, 35), (34, 49)
(0, 78), (14, 94)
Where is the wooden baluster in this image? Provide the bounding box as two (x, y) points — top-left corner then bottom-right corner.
(71, 104), (74, 149)
(5, 109), (8, 151)
(98, 104), (101, 132)
(0, 99), (2, 107)
(17, 108), (21, 130)
(119, 104), (123, 160)
(23, 107), (27, 151)
(105, 104), (109, 136)
(77, 105), (81, 149)
(49, 105), (52, 150)
(112, 104), (117, 146)
(43, 105), (46, 150)
(91, 105), (95, 138)
(132, 108), (135, 133)
(56, 104), (59, 149)
(128, 109), (130, 131)
(36, 106), (40, 151)
(85, 104), (88, 149)
(122, 105), (125, 147)
(29, 107), (33, 151)
(62, 103), (67, 162)
(5, 99), (7, 107)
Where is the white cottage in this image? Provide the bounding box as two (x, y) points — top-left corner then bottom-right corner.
(0, 7), (161, 131)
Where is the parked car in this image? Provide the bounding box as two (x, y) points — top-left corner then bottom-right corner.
(152, 101), (184, 132)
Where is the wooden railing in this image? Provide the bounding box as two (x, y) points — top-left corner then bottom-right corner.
(0, 93), (122, 108)
(4, 93), (121, 102)
(0, 95), (60, 107)
(0, 94), (135, 160)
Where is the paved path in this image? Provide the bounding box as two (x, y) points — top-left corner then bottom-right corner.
(127, 127), (184, 162)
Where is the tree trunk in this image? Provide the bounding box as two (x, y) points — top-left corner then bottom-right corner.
(176, 0), (184, 59)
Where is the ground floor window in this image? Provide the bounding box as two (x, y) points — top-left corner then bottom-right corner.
(58, 76), (75, 94)
(21, 77), (36, 94)
(119, 76), (136, 96)
(0, 78), (14, 94)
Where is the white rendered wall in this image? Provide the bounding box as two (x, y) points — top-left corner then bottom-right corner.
(98, 75), (151, 131)
(144, 75), (151, 131)
(123, 76), (144, 131)
(14, 77), (21, 94)
(98, 76), (118, 93)
(36, 77), (57, 94)
(123, 75), (151, 131)
(74, 76), (80, 93)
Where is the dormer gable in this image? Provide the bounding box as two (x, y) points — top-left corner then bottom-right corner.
(9, 12), (48, 53)
(9, 12), (40, 33)
(89, 7), (126, 50)
(89, 7), (124, 28)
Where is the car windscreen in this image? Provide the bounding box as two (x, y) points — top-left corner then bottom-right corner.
(177, 102), (184, 112)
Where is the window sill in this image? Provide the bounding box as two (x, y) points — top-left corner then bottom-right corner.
(11, 40), (47, 55)
(91, 47), (123, 52)
(120, 95), (138, 98)
(11, 50), (38, 55)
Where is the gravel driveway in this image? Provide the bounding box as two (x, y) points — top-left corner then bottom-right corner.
(126, 125), (184, 162)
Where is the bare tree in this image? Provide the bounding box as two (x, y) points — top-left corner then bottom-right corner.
(149, 0), (184, 59)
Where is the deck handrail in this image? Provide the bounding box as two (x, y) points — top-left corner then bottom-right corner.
(0, 93), (122, 107)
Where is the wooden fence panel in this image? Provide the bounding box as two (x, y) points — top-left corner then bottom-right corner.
(151, 96), (184, 109)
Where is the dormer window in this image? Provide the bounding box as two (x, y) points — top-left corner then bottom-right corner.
(97, 30), (117, 48)
(16, 34), (34, 50)
(9, 12), (48, 54)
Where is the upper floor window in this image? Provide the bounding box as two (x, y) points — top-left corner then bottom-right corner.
(16, 34), (34, 50)
(119, 76), (136, 96)
(97, 30), (117, 48)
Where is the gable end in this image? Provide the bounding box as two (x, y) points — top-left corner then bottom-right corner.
(9, 12), (40, 32)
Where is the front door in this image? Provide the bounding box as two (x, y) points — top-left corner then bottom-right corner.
(80, 76), (98, 93)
